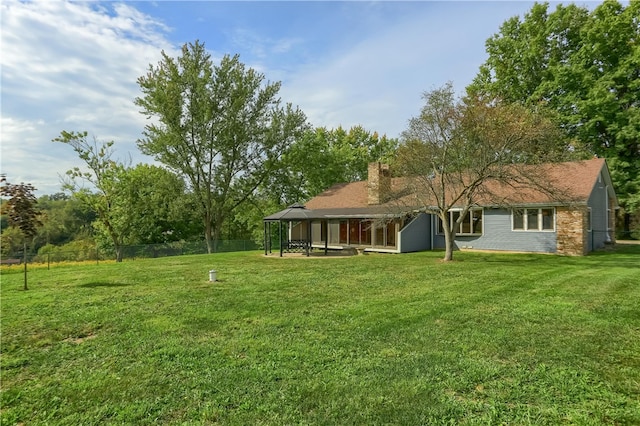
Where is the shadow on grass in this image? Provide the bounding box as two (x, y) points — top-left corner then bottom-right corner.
(455, 243), (640, 269)
(79, 281), (131, 288)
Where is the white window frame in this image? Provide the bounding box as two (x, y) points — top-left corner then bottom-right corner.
(437, 209), (483, 236)
(512, 208), (555, 232)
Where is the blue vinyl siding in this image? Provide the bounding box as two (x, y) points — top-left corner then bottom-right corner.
(399, 213), (431, 252)
(432, 209), (557, 253)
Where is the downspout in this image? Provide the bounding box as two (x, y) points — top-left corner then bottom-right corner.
(431, 213), (434, 251)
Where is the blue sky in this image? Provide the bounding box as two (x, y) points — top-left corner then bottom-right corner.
(2, 0), (578, 195)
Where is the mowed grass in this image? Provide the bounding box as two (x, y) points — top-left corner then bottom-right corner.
(1, 245), (639, 425)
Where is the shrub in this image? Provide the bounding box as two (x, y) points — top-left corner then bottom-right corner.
(34, 239), (97, 263)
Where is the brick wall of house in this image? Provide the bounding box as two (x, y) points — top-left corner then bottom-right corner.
(556, 207), (588, 256)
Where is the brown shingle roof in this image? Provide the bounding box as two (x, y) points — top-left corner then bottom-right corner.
(305, 181), (369, 210)
(473, 158), (607, 206)
(305, 158), (612, 212)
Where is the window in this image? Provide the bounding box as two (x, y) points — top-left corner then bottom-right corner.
(513, 209), (525, 230)
(359, 220), (372, 245)
(526, 209), (539, 231)
(373, 221), (397, 247)
(339, 220), (348, 244)
(437, 209), (483, 236)
(386, 222), (396, 247)
(512, 208), (555, 231)
(587, 207), (592, 232)
(311, 221), (323, 244)
(349, 219), (360, 244)
(375, 224), (384, 246)
(328, 221), (340, 245)
(541, 209), (554, 230)
(310, 219), (387, 247)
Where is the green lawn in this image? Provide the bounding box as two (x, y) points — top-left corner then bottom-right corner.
(1, 245), (639, 425)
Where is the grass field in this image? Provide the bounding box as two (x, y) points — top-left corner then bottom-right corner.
(1, 244), (639, 425)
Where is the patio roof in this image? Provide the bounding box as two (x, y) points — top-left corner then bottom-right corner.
(263, 203), (325, 221)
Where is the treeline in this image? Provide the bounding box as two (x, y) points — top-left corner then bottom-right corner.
(1, 126), (399, 260)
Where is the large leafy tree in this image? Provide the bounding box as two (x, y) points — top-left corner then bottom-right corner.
(327, 125), (399, 183)
(55, 131), (195, 259)
(135, 41), (308, 252)
(117, 164), (196, 245)
(397, 84), (570, 261)
(269, 125), (399, 205)
(54, 131), (130, 262)
(1, 176), (41, 289)
(468, 0), (640, 232)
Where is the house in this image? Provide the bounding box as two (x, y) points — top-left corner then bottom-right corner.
(264, 158), (617, 256)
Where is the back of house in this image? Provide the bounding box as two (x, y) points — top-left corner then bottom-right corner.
(267, 158), (617, 256)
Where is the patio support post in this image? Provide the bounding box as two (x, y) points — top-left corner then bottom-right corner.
(279, 221), (283, 257)
(324, 219), (328, 255)
(306, 219), (311, 257)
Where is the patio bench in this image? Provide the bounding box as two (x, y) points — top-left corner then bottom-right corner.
(287, 240), (310, 250)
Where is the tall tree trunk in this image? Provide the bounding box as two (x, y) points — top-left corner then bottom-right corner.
(440, 213), (454, 262)
(204, 220), (214, 254)
(204, 212), (224, 253)
(443, 228), (454, 262)
(211, 224), (223, 253)
(115, 245), (123, 263)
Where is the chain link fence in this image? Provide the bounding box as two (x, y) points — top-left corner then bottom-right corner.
(1, 239), (270, 267)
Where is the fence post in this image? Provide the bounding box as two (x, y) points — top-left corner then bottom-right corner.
(23, 249), (28, 291)
(48, 253), (50, 270)
(96, 248), (99, 265)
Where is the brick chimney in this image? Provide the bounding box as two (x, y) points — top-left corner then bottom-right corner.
(367, 162), (391, 205)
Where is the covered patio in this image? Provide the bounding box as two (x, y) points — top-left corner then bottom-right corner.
(263, 204), (328, 257)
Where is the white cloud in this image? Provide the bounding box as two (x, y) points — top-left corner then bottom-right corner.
(278, 2), (537, 138)
(1, 0), (175, 194)
(0, 0), (540, 194)
(0, 117), (75, 194)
